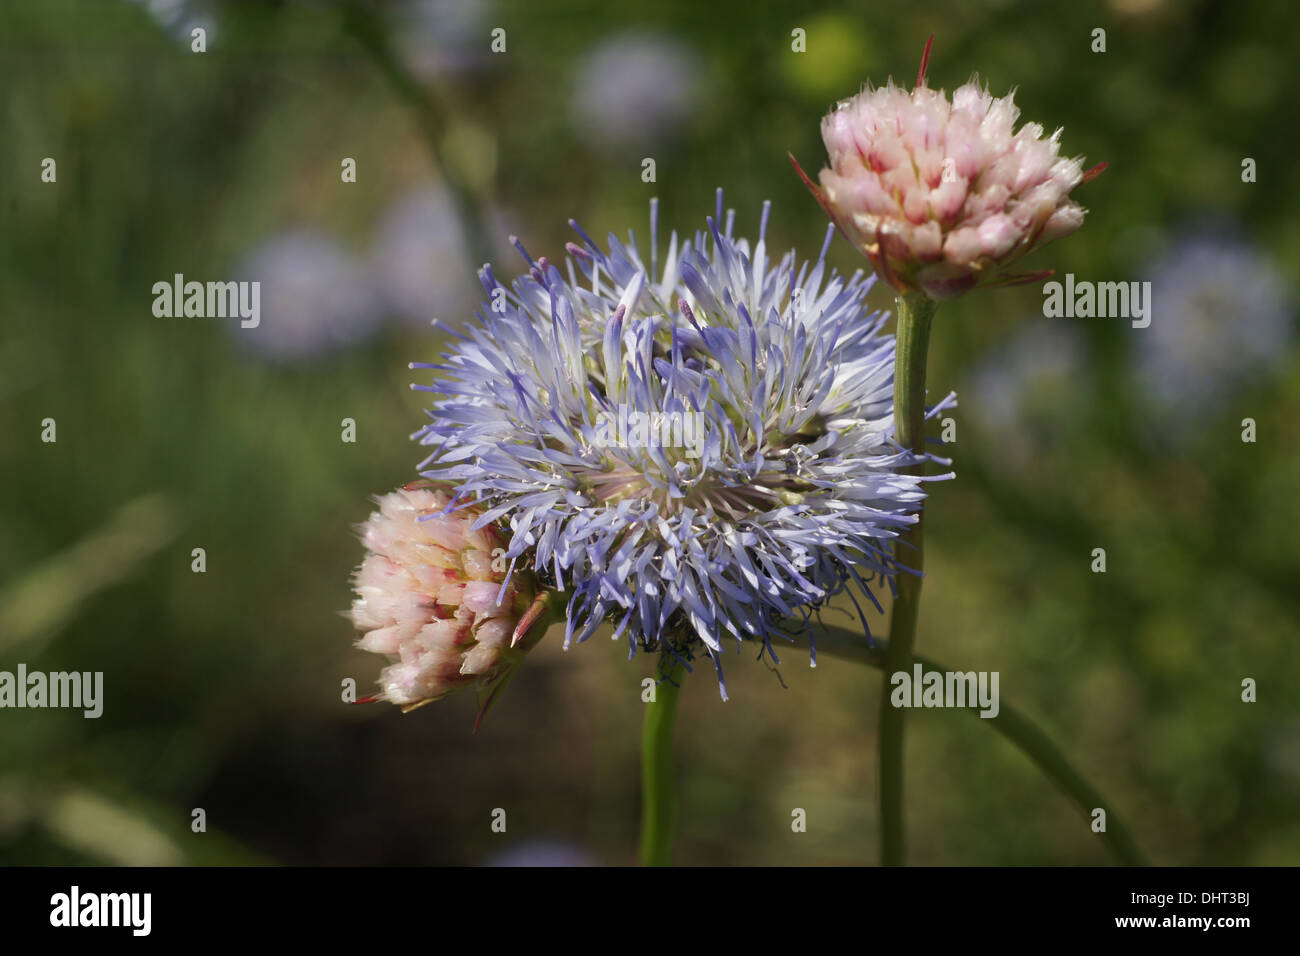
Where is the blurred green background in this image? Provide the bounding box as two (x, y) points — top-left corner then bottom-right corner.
(1, 0), (1297, 866)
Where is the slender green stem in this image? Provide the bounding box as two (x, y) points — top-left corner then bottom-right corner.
(880, 291), (939, 866)
(639, 657), (687, 866)
(805, 624), (1148, 866)
(343, 1), (496, 271)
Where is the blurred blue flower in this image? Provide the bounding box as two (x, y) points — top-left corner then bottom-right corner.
(570, 32), (702, 153)
(391, 0), (492, 80)
(1138, 232), (1291, 418)
(966, 319), (1090, 469)
(371, 184), (475, 327)
(127, 0), (215, 45)
(485, 840), (597, 867)
(235, 230), (383, 363)
(412, 194), (948, 696)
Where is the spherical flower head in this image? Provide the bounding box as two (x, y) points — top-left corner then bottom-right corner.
(413, 193), (953, 697)
(966, 318), (1090, 471)
(371, 183), (473, 327)
(349, 485), (540, 717)
(570, 31), (702, 153)
(237, 230), (383, 362)
(1137, 230), (1291, 421)
(797, 43), (1102, 300)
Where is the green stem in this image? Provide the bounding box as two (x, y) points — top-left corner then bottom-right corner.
(880, 291), (938, 866)
(808, 624), (1148, 866)
(342, 1), (496, 271)
(639, 656), (686, 866)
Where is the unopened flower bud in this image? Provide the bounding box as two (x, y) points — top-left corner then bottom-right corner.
(795, 43), (1103, 300)
(349, 485), (548, 720)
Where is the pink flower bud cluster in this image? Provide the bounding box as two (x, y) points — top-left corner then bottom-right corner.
(808, 78), (1099, 299)
(349, 486), (532, 709)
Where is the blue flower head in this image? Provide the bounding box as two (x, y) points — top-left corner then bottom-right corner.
(413, 192), (951, 697)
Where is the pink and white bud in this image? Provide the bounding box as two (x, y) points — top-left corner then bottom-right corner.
(799, 65), (1102, 300)
(348, 484), (540, 712)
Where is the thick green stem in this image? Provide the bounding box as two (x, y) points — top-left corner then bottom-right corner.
(807, 624), (1148, 866)
(639, 657), (686, 866)
(880, 291), (938, 867)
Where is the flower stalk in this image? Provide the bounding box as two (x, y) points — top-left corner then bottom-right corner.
(343, 0), (496, 272)
(880, 291), (938, 866)
(639, 657), (687, 866)
(801, 623), (1149, 867)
